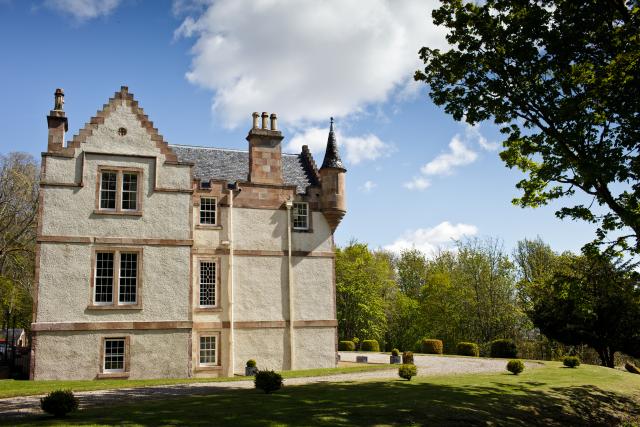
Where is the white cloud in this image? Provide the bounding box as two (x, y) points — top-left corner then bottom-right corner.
(421, 136), (478, 176)
(466, 123), (499, 151)
(384, 221), (478, 255)
(44, 0), (120, 21)
(360, 180), (377, 193)
(403, 176), (431, 191)
(175, 0), (447, 128)
(286, 127), (391, 165)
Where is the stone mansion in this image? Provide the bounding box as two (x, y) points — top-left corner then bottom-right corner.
(31, 86), (346, 380)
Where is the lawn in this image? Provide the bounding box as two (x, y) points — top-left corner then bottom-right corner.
(4, 362), (640, 426)
(0, 363), (390, 399)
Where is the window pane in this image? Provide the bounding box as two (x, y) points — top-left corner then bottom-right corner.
(199, 261), (216, 306)
(121, 173), (138, 210)
(119, 253), (137, 304)
(200, 198), (216, 225)
(199, 336), (216, 365)
(104, 338), (125, 371)
(100, 172), (117, 210)
(292, 202), (308, 229)
(95, 252), (114, 303)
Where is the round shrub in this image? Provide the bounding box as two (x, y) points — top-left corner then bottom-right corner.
(490, 339), (518, 358)
(361, 340), (380, 352)
(254, 370), (283, 394)
(338, 340), (356, 351)
(456, 342), (479, 357)
(391, 348), (400, 357)
(398, 364), (417, 380)
(507, 359), (525, 375)
(352, 337), (360, 348)
(40, 390), (79, 417)
(420, 338), (443, 355)
(246, 359), (257, 368)
(563, 356), (580, 368)
(402, 351), (414, 364)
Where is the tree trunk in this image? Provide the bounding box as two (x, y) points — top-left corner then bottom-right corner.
(597, 347), (616, 368)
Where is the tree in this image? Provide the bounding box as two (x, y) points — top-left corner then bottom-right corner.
(529, 250), (640, 367)
(395, 249), (427, 300)
(416, 1), (640, 253)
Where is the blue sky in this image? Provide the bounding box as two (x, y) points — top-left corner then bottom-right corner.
(0, 0), (597, 255)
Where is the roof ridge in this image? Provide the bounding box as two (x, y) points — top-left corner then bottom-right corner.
(170, 143), (302, 157)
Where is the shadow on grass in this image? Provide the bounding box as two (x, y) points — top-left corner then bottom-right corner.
(5, 378), (640, 427)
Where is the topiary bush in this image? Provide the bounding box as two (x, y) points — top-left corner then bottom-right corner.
(456, 342), (479, 357)
(563, 356), (581, 368)
(352, 337), (360, 349)
(391, 348), (400, 357)
(254, 370), (283, 394)
(490, 339), (518, 358)
(398, 364), (417, 380)
(40, 390), (79, 417)
(420, 338), (443, 354)
(338, 340), (356, 351)
(246, 359), (257, 368)
(506, 359), (525, 375)
(361, 340), (380, 352)
(402, 351), (414, 364)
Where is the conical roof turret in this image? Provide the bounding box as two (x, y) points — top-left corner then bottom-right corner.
(320, 117), (346, 171)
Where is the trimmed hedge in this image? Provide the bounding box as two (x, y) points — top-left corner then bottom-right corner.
(563, 356), (580, 368)
(391, 348), (400, 357)
(254, 370), (283, 394)
(402, 351), (414, 364)
(40, 390), (79, 417)
(490, 339), (518, 358)
(456, 342), (479, 357)
(338, 340), (356, 351)
(246, 359), (257, 368)
(507, 359), (525, 375)
(420, 338), (443, 355)
(398, 364), (417, 380)
(361, 340), (380, 352)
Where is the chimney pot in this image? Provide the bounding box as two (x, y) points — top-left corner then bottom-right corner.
(270, 113), (277, 131)
(261, 112), (268, 129)
(54, 88), (65, 111)
(252, 112), (259, 129)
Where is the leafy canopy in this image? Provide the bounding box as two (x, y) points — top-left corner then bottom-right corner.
(416, 0), (640, 253)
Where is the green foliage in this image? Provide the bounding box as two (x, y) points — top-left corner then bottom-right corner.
(507, 360), (525, 375)
(420, 339), (443, 355)
(396, 249), (427, 300)
(402, 351), (414, 365)
(416, 1), (640, 254)
(361, 340), (380, 352)
(338, 341), (355, 351)
(491, 339), (518, 358)
(391, 348), (400, 357)
(563, 356), (581, 368)
(456, 342), (479, 357)
(254, 370), (283, 394)
(398, 364), (417, 381)
(40, 390), (78, 417)
(529, 250), (640, 367)
(246, 359), (256, 368)
(352, 337), (360, 348)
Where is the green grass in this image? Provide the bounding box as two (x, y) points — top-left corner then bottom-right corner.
(0, 363), (390, 399)
(5, 362), (640, 426)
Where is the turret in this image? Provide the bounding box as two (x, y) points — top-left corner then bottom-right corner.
(47, 88), (68, 152)
(319, 118), (346, 232)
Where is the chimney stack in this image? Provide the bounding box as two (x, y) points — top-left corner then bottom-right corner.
(47, 88), (68, 152)
(247, 111), (284, 185)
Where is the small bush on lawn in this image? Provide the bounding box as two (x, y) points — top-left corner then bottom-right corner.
(398, 364), (417, 380)
(338, 340), (355, 351)
(456, 342), (479, 357)
(563, 356), (580, 368)
(254, 370), (283, 394)
(361, 340), (380, 352)
(402, 351), (414, 364)
(40, 390), (79, 417)
(352, 337), (360, 349)
(507, 359), (525, 375)
(246, 359), (257, 368)
(421, 338), (443, 354)
(391, 348), (400, 357)
(491, 339), (518, 358)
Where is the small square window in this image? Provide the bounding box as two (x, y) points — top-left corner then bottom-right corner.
(199, 336), (217, 365)
(292, 202), (309, 230)
(104, 338), (126, 372)
(200, 197), (217, 225)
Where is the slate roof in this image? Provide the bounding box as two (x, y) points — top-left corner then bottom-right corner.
(169, 145), (318, 194)
(320, 119), (346, 171)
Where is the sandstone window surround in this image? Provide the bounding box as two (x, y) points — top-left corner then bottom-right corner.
(198, 196), (217, 226)
(89, 247), (143, 310)
(196, 332), (221, 371)
(98, 336), (130, 379)
(195, 257), (221, 312)
(95, 166), (143, 216)
(292, 201), (310, 231)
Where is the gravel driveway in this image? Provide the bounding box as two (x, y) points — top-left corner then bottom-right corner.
(0, 353), (540, 418)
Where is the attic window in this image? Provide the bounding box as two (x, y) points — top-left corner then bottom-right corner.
(118, 127), (127, 136)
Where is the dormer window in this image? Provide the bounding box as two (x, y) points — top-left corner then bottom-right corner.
(292, 202), (309, 230)
(96, 167), (143, 215)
